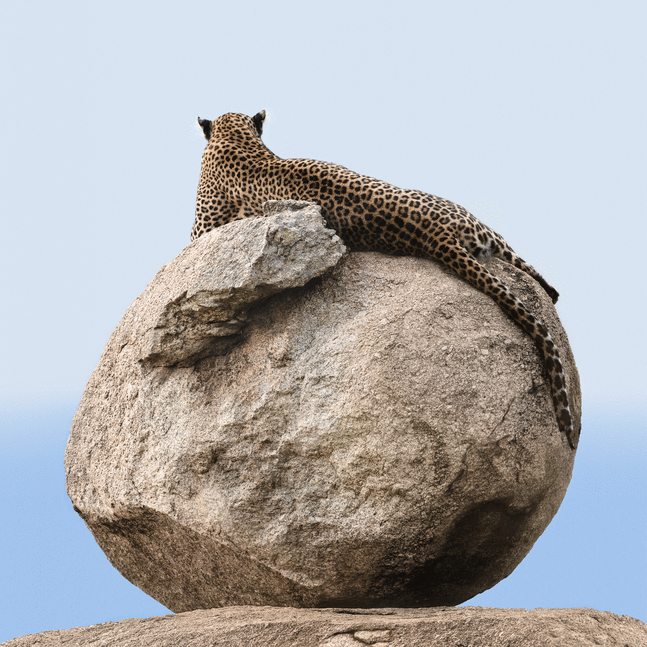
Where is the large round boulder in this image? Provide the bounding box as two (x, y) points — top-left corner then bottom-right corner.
(65, 202), (581, 612)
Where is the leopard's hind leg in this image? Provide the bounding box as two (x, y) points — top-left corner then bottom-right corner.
(453, 215), (560, 304)
(488, 231), (560, 305)
(430, 237), (574, 447)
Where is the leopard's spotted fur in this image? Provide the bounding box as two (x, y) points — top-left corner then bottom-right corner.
(192, 111), (575, 448)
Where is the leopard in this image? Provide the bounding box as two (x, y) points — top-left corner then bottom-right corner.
(192, 110), (576, 448)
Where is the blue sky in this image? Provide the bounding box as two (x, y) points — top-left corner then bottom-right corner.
(1, 1), (645, 642)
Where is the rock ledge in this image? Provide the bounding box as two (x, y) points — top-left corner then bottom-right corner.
(140, 200), (345, 367)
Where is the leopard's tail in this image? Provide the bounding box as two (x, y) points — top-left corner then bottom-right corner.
(432, 239), (575, 448)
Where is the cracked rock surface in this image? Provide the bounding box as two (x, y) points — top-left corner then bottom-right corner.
(65, 202), (581, 611)
(6, 607), (644, 647)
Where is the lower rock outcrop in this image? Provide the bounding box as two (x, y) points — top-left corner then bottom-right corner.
(65, 202), (581, 612)
(4, 607), (644, 647)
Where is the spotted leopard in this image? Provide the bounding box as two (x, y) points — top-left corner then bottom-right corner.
(192, 110), (575, 448)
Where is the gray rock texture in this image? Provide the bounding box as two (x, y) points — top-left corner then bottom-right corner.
(65, 202), (581, 612)
(4, 607), (644, 647)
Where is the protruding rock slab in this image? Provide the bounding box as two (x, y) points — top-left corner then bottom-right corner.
(139, 200), (345, 367)
(4, 607), (644, 647)
(65, 203), (581, 611)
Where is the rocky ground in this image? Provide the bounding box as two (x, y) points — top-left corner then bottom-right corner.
(4, 606), (645, 647)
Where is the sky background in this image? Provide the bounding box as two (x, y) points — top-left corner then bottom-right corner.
(0, 0), (645, 642)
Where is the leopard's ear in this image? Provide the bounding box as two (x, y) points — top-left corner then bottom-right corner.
(197, 117), (212, 141)
(252, 110), (266, 136)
